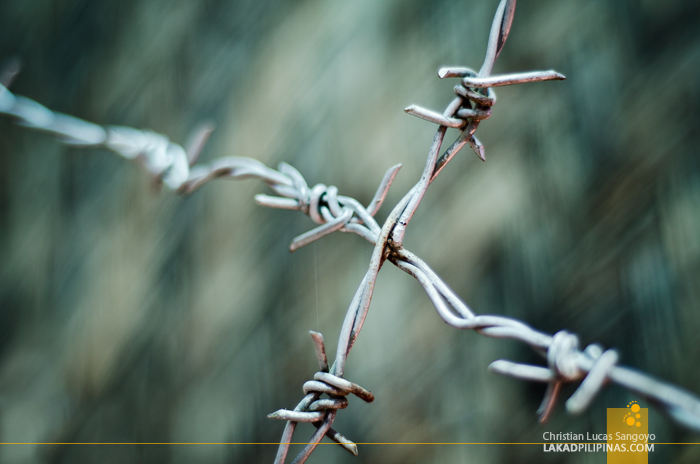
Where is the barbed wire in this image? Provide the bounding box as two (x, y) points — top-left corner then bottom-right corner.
(2, 0), (700, 462)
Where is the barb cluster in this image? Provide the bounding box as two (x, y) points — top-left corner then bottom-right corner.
(266, 331), (374, 461)
(0, 67), (213, 191)
(388, 0), (563, 250)
(3, 1), (700, 463)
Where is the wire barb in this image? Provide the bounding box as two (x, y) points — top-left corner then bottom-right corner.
(185, 121), (215, 166)
(0, 57), (21, 88)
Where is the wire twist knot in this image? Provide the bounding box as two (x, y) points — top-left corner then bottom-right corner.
(547, 330), (583, 381)
(267, 331), (373, 461)
(544, 331), (620, 415)
(106, 127), (190, 189)
(252, 161), (401, 253)
(540, 332), (620, 420)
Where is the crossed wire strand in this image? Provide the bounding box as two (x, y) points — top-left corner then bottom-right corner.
(2, 1), (700, 462)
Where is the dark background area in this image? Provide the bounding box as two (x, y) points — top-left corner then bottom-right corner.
(1, 0), (699, 462)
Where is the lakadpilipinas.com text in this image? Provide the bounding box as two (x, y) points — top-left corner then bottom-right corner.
(542, 432), (655, 453)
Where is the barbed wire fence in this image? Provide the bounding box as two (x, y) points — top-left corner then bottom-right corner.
(2, 0), (700, 462)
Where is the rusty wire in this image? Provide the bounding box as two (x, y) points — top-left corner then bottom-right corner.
(2, 0), (700, 462)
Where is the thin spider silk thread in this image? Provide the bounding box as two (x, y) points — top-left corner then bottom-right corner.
(315, 243), (319, 331)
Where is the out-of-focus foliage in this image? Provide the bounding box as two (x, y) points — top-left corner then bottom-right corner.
(1, 0), (699, 463)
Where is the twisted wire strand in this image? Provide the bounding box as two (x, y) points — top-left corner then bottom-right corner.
(3, 0), (700, 462)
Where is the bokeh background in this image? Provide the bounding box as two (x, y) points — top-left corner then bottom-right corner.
(1, 0), (699, 462)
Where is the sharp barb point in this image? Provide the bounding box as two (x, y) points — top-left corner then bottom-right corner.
(0, 57), (22, 88)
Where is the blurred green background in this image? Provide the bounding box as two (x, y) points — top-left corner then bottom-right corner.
(1, 0), (699, 462)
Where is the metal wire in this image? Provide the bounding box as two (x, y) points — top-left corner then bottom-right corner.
(3, 0), (700, 462)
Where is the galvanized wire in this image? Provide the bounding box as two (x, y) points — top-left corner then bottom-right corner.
(2, 0), (700, 462)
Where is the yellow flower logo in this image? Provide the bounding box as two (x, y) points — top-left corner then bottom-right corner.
(623, 401), (642, 427)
